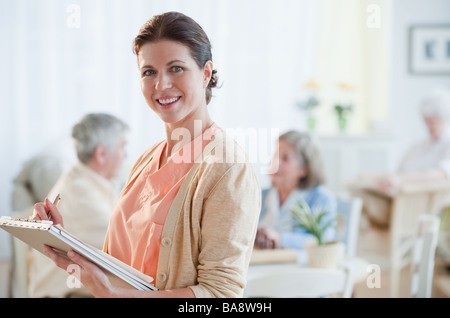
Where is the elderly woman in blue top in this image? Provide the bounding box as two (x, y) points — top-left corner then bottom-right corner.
(254, 130), (337, 250)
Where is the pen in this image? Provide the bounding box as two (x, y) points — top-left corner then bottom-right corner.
(48, 193), (61, 221)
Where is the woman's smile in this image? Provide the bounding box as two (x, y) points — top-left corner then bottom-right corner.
(138, 40), (210, 124)
(156, 96), (182, 108)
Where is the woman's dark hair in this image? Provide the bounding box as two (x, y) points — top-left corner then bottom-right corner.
(133, 11), (219, 104)
(279, 130), (326, 189)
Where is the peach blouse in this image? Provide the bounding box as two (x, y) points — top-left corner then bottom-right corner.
(104, 124), (218, 280)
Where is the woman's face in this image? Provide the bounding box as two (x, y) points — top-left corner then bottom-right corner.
(138, 40), (212, 125)
(270, 140), (307, 189)
(103, 135), (128, 180)
(423, 115), (447, 141)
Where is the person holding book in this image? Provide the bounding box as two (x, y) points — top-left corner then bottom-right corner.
(32, 11), (261, 298)
(28, 113), (128, 297)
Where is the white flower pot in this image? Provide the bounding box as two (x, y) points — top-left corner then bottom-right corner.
(304, 240), (345, 269)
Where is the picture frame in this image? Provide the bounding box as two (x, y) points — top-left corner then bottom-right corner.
(409, 25), (450, 75)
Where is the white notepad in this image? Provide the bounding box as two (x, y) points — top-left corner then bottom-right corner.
(0, 216), (157, 291)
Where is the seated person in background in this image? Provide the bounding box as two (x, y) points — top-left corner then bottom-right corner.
(10, 137), (75, 298)
(379, 86), (450, 193)
(358, 86), (450, 227)
(254, 130), (337, 250)
(11, 143), (75, 216)
(27, 113), (129, 298)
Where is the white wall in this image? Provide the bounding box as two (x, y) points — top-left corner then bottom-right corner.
(390, 0), (450, 165)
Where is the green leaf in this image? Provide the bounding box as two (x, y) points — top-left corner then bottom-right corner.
(290, 200), (336, 246)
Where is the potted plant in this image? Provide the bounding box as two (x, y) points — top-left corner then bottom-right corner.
(290, 200), (344, 269)
(333, 82), (355, 133)
(334, 104), (353, 132)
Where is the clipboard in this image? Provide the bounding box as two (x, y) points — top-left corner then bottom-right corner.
(0, 216), (157, 291)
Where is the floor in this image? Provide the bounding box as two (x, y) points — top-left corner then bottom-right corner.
(352, 214), (450, 298)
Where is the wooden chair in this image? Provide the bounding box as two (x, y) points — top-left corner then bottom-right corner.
(388, 181), (450, 297)
(349, 180), (450, 297)
(244, 263), (354, 298)
(409, 214), (440, 298)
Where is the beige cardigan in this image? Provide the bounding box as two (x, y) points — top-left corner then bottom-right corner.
(114, 131), (261, 298)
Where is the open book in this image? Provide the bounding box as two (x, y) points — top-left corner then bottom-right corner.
(0, 216), (157, 291)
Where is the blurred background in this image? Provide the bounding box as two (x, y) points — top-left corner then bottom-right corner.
(1, 0), (450, 297)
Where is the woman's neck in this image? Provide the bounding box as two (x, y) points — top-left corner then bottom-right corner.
(162, 108), (213, 163)
(276, 183), (297, 207)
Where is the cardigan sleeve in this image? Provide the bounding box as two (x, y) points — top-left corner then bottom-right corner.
(189, 162), (261, 298)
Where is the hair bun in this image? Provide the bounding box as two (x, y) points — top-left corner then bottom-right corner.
(208, 69), (219, 89)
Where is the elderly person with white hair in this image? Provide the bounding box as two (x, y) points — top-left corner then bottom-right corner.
(254, 130), (337, 250)
(27, 113), (129, 298)
(378, 86), (450, 193)
(362, 86), (450, 227)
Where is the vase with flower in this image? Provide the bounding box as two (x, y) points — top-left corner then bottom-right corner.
(297, 80), (320, 132)
(334, 104), (353, 132)
(333, 82), (355, 133)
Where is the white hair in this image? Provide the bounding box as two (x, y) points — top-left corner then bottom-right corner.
(72, 113), (128, 164)
(420, 86), (450, 122)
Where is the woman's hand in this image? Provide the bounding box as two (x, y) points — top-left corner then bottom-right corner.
(31, 197), (64, 227)
(377, 174), (402, 195)
(43, 246), (117, 298)
(33, 198), (116, 297)
(254, 226), (281, 249)
(43, 247), (196, 298)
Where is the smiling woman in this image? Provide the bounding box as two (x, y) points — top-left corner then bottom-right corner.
(137, 40), (213, 130)
(133, 12), (219, 106)
(32, 11), (261, 298)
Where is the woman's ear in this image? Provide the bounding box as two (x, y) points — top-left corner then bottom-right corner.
(297, 166), (308, 179)
(203, 60), (213, 88)
(93, 144), (108, 165)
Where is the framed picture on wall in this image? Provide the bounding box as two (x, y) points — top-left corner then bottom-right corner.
(409, 25), (450, 75)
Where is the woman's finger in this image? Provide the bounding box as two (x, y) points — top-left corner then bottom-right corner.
(67, 250), (94, 273)
(32, 203), (49, 220)
(45, 198), (64, 227)
(67, 250), (113, 297)
(69, 251), (104, 280)
(43, 245), (73, 271)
